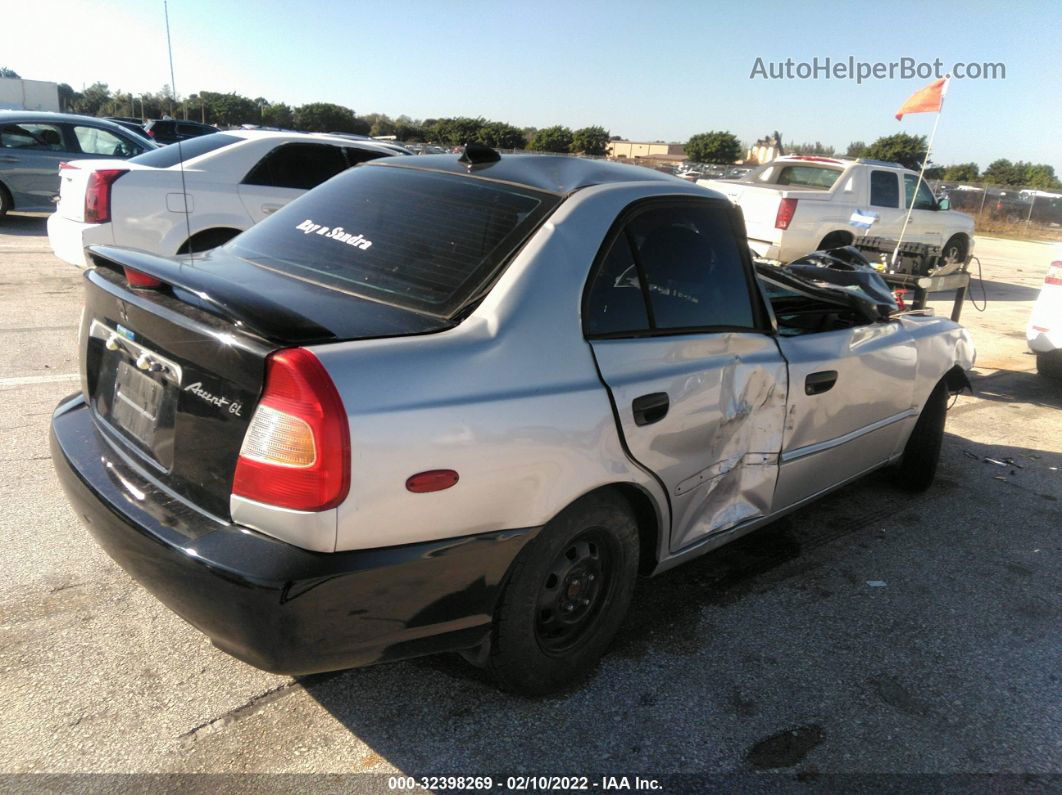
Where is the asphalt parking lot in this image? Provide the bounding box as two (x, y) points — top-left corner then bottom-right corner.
(1, 216), (1059, 783)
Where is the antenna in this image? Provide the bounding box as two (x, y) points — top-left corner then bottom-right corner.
(163, 0), (193, 266)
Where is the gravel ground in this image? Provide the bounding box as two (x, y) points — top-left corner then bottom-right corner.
(1, 218), (1058, 787)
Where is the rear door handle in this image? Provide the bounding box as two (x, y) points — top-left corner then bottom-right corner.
(805, 370), (838, 395)
(632, 392), (669, 426)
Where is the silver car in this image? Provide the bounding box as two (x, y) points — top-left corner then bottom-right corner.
(50, 148), (975, 694)
(0, 111), (155, 216)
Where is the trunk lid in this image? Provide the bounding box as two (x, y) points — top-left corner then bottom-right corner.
(80, 246), (450, 518)
(58, 158), (150, 222)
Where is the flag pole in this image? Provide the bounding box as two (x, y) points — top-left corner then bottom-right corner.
(891, 79), (947, 267)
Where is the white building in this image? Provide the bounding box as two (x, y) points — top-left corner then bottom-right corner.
(0, 78), (60, 112)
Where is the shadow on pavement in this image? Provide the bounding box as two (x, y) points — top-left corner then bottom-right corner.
(0, 214), (50, 237)
(967, 368), (1062, 410)
(293, 428), (1060, 776)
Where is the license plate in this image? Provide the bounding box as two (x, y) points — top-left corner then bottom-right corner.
(112, 360), (164, 446)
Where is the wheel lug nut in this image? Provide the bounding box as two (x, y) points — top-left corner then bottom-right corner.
(564, 603), (574, 612)
(588, 574), (595, 582)
(582, 598), (590, 606)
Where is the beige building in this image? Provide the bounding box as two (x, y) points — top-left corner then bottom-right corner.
(746, 132), (784, 165)
(607, 140), (686, 160)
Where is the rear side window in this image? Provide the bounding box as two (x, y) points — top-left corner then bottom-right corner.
(244, 143), (349, 189)
(1, 122), (65, 151)
(227, 165), (557, 317)
(870, 170), (900, 208)
(129, 133), (240, 167)
(584, 234), (650, 336)
(344, 146), (390, 166)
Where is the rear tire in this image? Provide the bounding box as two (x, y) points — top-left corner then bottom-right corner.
(0, 183), (11, 219)
(488, 491), (639, 696)
(1037, 350), (1062, 380)
(894, 380), (949, 492)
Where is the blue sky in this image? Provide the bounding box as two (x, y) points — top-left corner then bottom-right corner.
(6, 0), (1059, 171)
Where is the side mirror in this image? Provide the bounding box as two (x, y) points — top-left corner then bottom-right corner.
(936, 197), (950, 211)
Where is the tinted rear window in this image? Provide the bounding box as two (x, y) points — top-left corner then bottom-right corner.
(227, 165), (558, 317)
(129, 133), (240, 167)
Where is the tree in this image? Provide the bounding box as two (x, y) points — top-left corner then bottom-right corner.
(982, 159), (1026, 186)
(571, 126), (610, 156)
(0, 67), (19, 78)
(293, 102), (365, 133)
(261, 102), (293, 128)
(787, 141), (836, 156)
(863, 133), (928, 170)
(75, 82), (112, 116)
(429, 117), (488, 145)
(684, 131), (741, 164)
(528, 125), (573, 153)
(477, 121), (526, 150)
(57, 83), (79, 113)
(846, 140), (868, 158)
(942, 162), (980, 182)
(1023, 163), (1061, 190)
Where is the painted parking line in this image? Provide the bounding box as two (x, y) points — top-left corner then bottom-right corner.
(0, 373), (80, 387)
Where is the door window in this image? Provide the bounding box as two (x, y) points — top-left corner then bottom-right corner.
(0, 123), (65, 151)
(869, 170), (900, 208)
(585, 203), (757, 335)
(73, 125), (138, 157)
(243, 143), (349, 189)
(903, 174), (937, 210)
(630, 204), (756, 330)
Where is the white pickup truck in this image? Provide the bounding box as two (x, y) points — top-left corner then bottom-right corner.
(701, 156), (975, 264)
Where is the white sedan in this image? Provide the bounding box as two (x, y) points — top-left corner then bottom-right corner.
(47, 130), (400, 266)
(1027, 248), (1062, 379)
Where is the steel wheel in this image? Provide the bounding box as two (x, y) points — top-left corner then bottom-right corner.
(535, 529), (615, 654)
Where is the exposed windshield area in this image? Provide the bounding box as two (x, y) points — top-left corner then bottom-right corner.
(227, 165), (558, 317)
(750, 163), (843, 190)
(129, 133), (241, 167)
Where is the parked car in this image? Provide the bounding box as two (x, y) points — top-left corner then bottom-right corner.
(325, 132), (415, 156)
(143, 119), (220, 144)
(701, 156), (975, 264)
(0, 111), (156, 216)
(47, 130), (400, 265)
(1027, 251), (1062, 379)
(50, 151), (974, 695)
(103, 117), (154, 143)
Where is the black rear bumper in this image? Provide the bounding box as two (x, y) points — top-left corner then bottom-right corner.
(50, 395), (537, 675)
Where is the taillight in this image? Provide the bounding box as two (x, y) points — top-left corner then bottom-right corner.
(146, 128), (155, 138)
(123, 266), (163, 289)
(1045, 261), (1062, 286)
(775, 198), (798, 230)
(84, 169), (127, 223)
(232, 348), (350, 512)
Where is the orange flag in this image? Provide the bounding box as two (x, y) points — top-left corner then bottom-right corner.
(895, 77), (948, 121)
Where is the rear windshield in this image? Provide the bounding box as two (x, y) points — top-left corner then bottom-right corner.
(227, 165), (558, 317)
(129, 133), (240, 167)
(752, 163), (842, 190)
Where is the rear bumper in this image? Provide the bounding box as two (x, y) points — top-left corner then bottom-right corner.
(50, 395), (537, 675)
(47, 213), (112, 268)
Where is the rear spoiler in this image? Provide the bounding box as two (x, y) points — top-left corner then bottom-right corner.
(86, 245), (336, 343)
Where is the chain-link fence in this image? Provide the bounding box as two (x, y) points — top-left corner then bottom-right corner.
(928, 181), (1062, 241)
